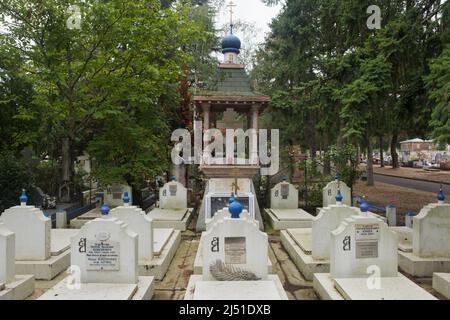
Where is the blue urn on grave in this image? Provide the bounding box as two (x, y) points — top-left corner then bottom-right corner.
(19, 189), (28, 205)
(335, 190), (343, 203)
(229, 198), (243, 219)
(437, 188), (445, 202)
(360, 197), (369, 213)
(123, 192), (130, 206)
(100, 203), (110, 216)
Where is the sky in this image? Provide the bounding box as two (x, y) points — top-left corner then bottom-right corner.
(215, 0), (283, 45)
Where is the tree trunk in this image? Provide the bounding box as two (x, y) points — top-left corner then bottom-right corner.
(59, 137), (73, 202)
(391, 132), (399, 168)
(379, 135), (384, 167)
(323, 132), (331, 176)
(367, 135), (374, 186)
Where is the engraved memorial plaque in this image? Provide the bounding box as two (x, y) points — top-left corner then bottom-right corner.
(85, 240), (120, 271)
(355, 224), (380, 241)
(281, 184), (289, 199)
(355, 241), (378, 259)
(225, 237), (246, 264)
(169, 185), (177, 196)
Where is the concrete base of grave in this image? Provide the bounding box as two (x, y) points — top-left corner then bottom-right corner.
(15, 229), (78, 280)
(389, 226), (413, 252)
(147, 208), (193, 231)
(280, 229), (329, 281)
(315, 207), (387, 223)
(37, 276), (154, 300)
(432, 273), (450, 299)
(184, 275), (288, 300)
(138, 229), (181, 280)
(193, 232), (273, 275)
(398, 251), (450, 277)
(313, 273), (437, 300)
(265, 208), (313, 230)
(0, 275), (35, 300)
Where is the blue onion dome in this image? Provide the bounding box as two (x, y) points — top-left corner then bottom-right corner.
(123, 192), (130, 205)
(335, 190), (343, 203)
(229, 200), (243, 219)
(360, 197), (369, 213)
(100, 203), (110, 216)
(221, 33), (241, 54)
(19, 189), (28, 204)
(229, 193), (235, 205)
(437, 188), (445, 202)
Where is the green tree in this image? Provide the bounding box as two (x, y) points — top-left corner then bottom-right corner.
(0, 151), (33, 212)
(425, 45), (450, 146)
(0, 0), (195, 194)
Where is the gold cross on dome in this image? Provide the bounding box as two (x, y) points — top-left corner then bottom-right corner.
(231, 167), (241, 196)
(227, 1), (236, 26)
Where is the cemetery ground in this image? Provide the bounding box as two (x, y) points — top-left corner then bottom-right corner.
(361, 164), (450, 184)
(26, 202), (445, 300)
(353, 180), (437, 225)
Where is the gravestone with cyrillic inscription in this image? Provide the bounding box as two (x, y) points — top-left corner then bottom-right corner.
(71, 218), (138, 284)
(159, 181), (187, 210)
(330, 215), (397, 278)
(202, 217), (267, 281)
(323, 180), (351, 207)
(271, 181), (298, 209)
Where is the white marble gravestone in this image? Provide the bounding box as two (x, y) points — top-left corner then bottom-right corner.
(0, 223), (34, 300)
(312, 205), (362, 260)
(148, 180), (193, 231)
(271, 181), (298, 209)
(313, 215), (436, 300)
(109, 204), (181, 280)
(323, 179), (351, 207)
(330, 215), (398, 278)
(186, 214), (288, 300)
(195, 208), (269, 275)
(72, 218), (138, 284)
(202, 217), (267, 281)
(159, 181), (187, 209)
(1, 200), (76, 280)
(266, 180), (314, 230)
(398, 202), (450, 277)
(109, 206), (154, 261)
(39, 217), (154, 300)
(1, 205), (50, 260)
(0, 224), (14, 285)
(280, 204), (361, 280)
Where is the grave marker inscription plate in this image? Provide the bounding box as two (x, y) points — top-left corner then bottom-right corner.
(85, 241), (120, 271)
(225, 237), (246, 264)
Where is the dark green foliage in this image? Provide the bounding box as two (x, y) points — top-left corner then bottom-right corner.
(0, 151), (33, 212)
